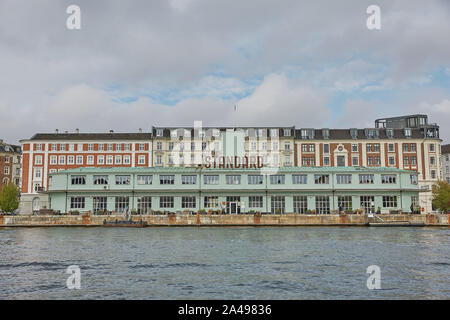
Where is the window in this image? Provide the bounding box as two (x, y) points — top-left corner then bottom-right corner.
(284, 156), (291, 165)
(137, 175), (152, 185)
(324, 157), (330, 166)
(411, 196), (418, 210)
(124, 144), (130, 151)
(272, 142), (278, 150)
(88, 144), (93, 151)
(115, 175), (130, 185)
(293, 196), (307, 214)
(403, 157), (409, 166)
(35, 144), (42, 151)
(292, 174), (307, 184)
(191, 142), (195, 151)
(374, 144), (380, 152)
(70, 197), (85, 209)
(138, 155), (146, 165)
(116, 144), (122, 151)
(50, 155), (57, 165)
(137, 197), (151, 214)
(160, 175), (175, 185)
(336, 174), (352, 184)
(68, 155), (75, 165)
(139, 144), (146, 151)
(60, 144), (66, 151)
(388, 156), (395, 166)
(271, 196), (285, 214)
(270, 175), (285, 184)
(249, 196), (263, 208)
(123, 155), (130, 165)
(403, 144), (409, 152)
(431, 170), (436, 179)
(284, 143), (290, 151)
(374, 157), (380, 165)
(93, 175), (108, 185)
(156, 129), (164, 137)
(115, 197), (129, 213)
(404, 128), (411, 138)
(251, 142), (257, 151)
(99, 144), (105, 151)
(51, 144), (57, 151)
(202, 142), (207, 151)
(429, 144), (435, 152)
(107, 144), (113, 151)
(386, 129), (394, 138)
(283, 129), (291, 136)
(115, 155), (122, 165)
(388, 144), (395, 152)
(92, 197), (107, 214)
(35, 155), (42, 165)
(302, 144), (308, 152)
(430, 156), (435, 165)
(315, 196), (330, 214)
(157, 142), (162, 150)
(410, 175), (418, 185)
(338, 196), (352, 212)
(323, 144), (329, 153)
(33, 168), (41, 178)
(352, 157), (359, 166)
(156, 155), (162, 165)
(204, 175), (219, 185)
(314, 174), (329, 184)
(308, 144), (314, 152)
(204, 196), (219, 208)
(382, 196), (397, 208)
(359, 174), (374, 184)
(181, 175), (196, 184)
(97, 156), (105, 165)
(69, 144), (75, 151)
(366, 144), (373, 152)
(381, 174), (397, 184)
(58, 156), (66, 165)
(87, 155), (94, 165)
(71, 175), (86, 185)
(270, 129), (278, 137)
(181, 196), (196, 209)
(248, 175), (263, 184)
(106, 155), (113, 165)
(411, 144), (416, 152)
(352, 144), (358, 152)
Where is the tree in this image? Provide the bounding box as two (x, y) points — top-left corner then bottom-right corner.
(432, 181), (450, 213)
(0, 183), (19, 213)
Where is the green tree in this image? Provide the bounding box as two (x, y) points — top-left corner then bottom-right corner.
(432, 181), (450, 212)
(0, 183), (19, 213)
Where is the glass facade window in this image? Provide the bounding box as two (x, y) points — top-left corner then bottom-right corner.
(137, 197), (151, 214)
(93, 175), (108, 185)
(248, 175), (263, 184)
(226, 175), (241, 185)
(336, 174), (352, 184)
(204, 175), (219, 185)
(352, 157), (359, 166)
(381, 174), (397, 184)
(71, 175), (86, 185)
(115, 197), (129, 213)
(160, 196), (174, 208)
(70, 197), (85, 209)
(315, 196), (330, 214)
(271, 196), (285, 214)
(314, 174), (329, 184)
(293, 196), (307, 214)
(137, 175), (152, 185)
(359, 174), (374, 184)
(249, 196), (263, 208)
(382, 196), (397, 208)
(292, 174), (307, 184)
(270, 175), (285, 184)
(337, 196), (352, 212)
(360, 196), (375, 213)
(115, 175), (131, 185)
(93, 197), (107, 213)
(204, 196), (219, 208)
(181, 175), (197, 184)
(181, 196), (196, 209)
(160, 175), (175, 185)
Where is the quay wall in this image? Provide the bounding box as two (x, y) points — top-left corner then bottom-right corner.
(0, 213), (449, 227)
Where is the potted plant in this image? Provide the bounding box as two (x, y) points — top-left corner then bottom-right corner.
(311, 209), (316, 215)
(131, 209), (137, 215)
(376, 207), (381, 214)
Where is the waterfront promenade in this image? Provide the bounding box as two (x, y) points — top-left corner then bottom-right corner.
(1, 213), (448, 227)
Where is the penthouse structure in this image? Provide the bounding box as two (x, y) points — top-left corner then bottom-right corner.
(20, 114), (442, 214)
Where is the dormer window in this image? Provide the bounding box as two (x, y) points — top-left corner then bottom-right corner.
(404, 128), (411, 138)
(283, 129), (291, 137)
(365, 129), (379, 139)
(301, 129), (314, 139)
(350, 129), (358, 139)
(170, 130), (178, 138)
(213, 129), (220, 137)
(270, 129), (278, 137)
(386, 129), (394, 139)
(184, 130), (191, 138)
(322, 129), (329, 139)
(156, 129), (164, 137)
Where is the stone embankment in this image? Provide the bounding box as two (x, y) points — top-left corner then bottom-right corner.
(0, 213), (448, 227)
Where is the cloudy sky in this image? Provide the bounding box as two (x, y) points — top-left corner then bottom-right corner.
(1, 0), (449, 144)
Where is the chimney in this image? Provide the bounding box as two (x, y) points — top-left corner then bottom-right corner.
(75, 129), (79, 134)
(55, 129), (59, 134)
(109, 130), (114, 133)
(139, 128), (142, 133)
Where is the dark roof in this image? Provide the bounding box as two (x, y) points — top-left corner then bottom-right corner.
(295, 128), (426, 140)
(26, 133), (152, 141)
(0, 143), (21, 153)
(442, 144), (450, 154)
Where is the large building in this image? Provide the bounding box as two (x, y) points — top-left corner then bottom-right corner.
(0, 139), (21, 192)
(441, 144), (450, 184)
(47, 166), (419, 215)
(19, 114), (442, 214)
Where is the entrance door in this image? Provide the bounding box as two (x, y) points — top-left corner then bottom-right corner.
(337, 156), (346, 167)
(360, 196), (375, 214)
(226, 196), (241, 214)
(230, 202), (238, 214)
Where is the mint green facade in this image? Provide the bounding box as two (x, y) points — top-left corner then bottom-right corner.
(48, 167), (419, 214)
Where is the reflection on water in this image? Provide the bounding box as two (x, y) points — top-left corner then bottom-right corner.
(0, 227), (449, 299)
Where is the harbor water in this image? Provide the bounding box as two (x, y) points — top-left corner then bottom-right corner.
(0, 227), (449, 299)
